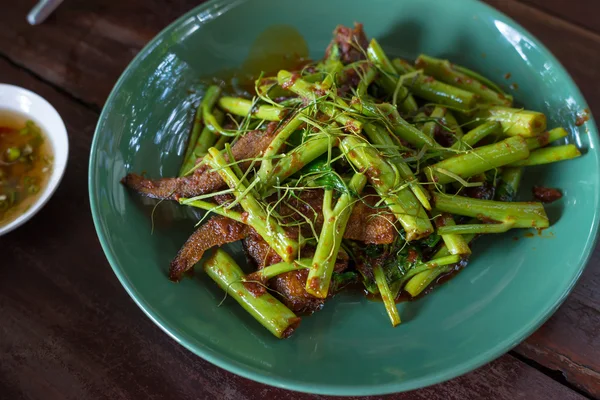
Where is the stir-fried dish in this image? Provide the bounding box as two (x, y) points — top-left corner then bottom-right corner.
(122, 23), (581, 338)
(0, 111), (53, 227)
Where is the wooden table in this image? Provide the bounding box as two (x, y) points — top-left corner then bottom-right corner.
(0, 1), (598, 399)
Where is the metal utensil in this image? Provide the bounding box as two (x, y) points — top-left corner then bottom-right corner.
(27, 0), (64, 25)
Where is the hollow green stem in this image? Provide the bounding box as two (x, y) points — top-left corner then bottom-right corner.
(525, 127), (568, 150)
(405, 267), (450, 297)
(340, 136), (434, 241)
(433, 233), (476, 259)
(496, 167), (523, 202)
(449, 121), (501, 153)
(444, 109), (463, 139)
(264, 134), (332, 193)
(256, 112), (305, 185)
(178, 197), (243, 222)
(367, 39), (418, 113)
(427, 136), (529, 184)
(277, 70), (362, 133)
(509, 144), (581, 167)
(373, 264), (401, 327)
(204, 249), (301, 339)
(434, 212), (471, 255)
(203, 85), (236, 136)
(180, 109), (225, 176)
(438, 221), (516, 235)
(247, 258), (312, 282)
(352, 98), (436, 148)
(214, 134), (230, 150)
(306, 173), (367, 298)
(399, 254), (462, 285)
(433, 192), (549, 228)
(257, 77), (293, 99)
(415, 54), (513, 106)
(475, 106), (547, 136)
(421, 106), (447, 139)
(356, 65), (378, 98)
(206, 148), (299, 262)
(218, 97), (285, 121)
(401, 72), (478, 111)
(179, 102), (204, 177)
(392, 57), (416, 74)
(363, 123), (432, 210)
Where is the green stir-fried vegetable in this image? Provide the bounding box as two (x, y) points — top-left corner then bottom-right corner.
(122, 23), (582, 338)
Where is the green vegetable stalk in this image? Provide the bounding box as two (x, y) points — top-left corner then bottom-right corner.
(340, 136), (434, 241)
(448, 121), (501, 153)
(433, 192), (549, 232)
(179, 102), (204, 176)
(179, 98), (224, 176)
(256, 112), (305, 185)
(263, 134), (332, 193)
(405, 235), (475, 297)
(400, 71), (478, 111)
(421, 106), (447, 139)
(306, 173), (367, 298)
(247, 258), (311, 282)
(496, 167), (523, 202)
(373, 263), (401, 327)
(427, 136), (529, 185)
(434, 212), (471, 255)
(474, 106), (547, 136)
(508, 144), (581, 167)
(202, 85), (230, 136)
(525, 127), (568, 150)
(351, 98), (436, 148)
(363, 123), (432, 210)
(178, 197), (243, 222)
(415, 54), (513, 106)
(367, 39), (418, 113)
(218, 97), (285, 121)
(205, 249), (301, 338)
(206, 147), (299, 262)
(392, 57), (416, 74)
(277, 70), (362, 133)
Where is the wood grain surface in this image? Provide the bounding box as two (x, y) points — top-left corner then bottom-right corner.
(0, 0), (598, 399)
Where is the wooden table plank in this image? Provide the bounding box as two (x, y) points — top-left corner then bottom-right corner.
(517, 0), (600, 36)
(0, 0), (198, 109)
(515, 244), (600, 398)
(0, 51), (587, 400)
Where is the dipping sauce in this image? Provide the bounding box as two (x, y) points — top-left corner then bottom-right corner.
(0, 110), (53, 227)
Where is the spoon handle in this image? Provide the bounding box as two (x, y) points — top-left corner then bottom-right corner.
(27, 0), (65, 25)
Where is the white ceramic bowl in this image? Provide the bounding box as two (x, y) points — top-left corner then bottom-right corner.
(0, 84), (68, 235)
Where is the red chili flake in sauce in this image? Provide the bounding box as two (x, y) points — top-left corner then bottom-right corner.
(407, 249), (418, 263)
(476, 214), (499, 224)
(243, 280), (266, 296)
(510, 83), (519, 90)
(504, 73), (511, 79)
(575, 112), (589, 127)
(281, 73), (300, 89)
(532, 186), (563, 203)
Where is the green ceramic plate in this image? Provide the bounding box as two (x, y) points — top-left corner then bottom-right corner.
(89, 0), (599, 395)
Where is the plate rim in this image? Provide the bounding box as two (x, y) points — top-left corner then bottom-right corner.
(88, 0), (600, 395)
